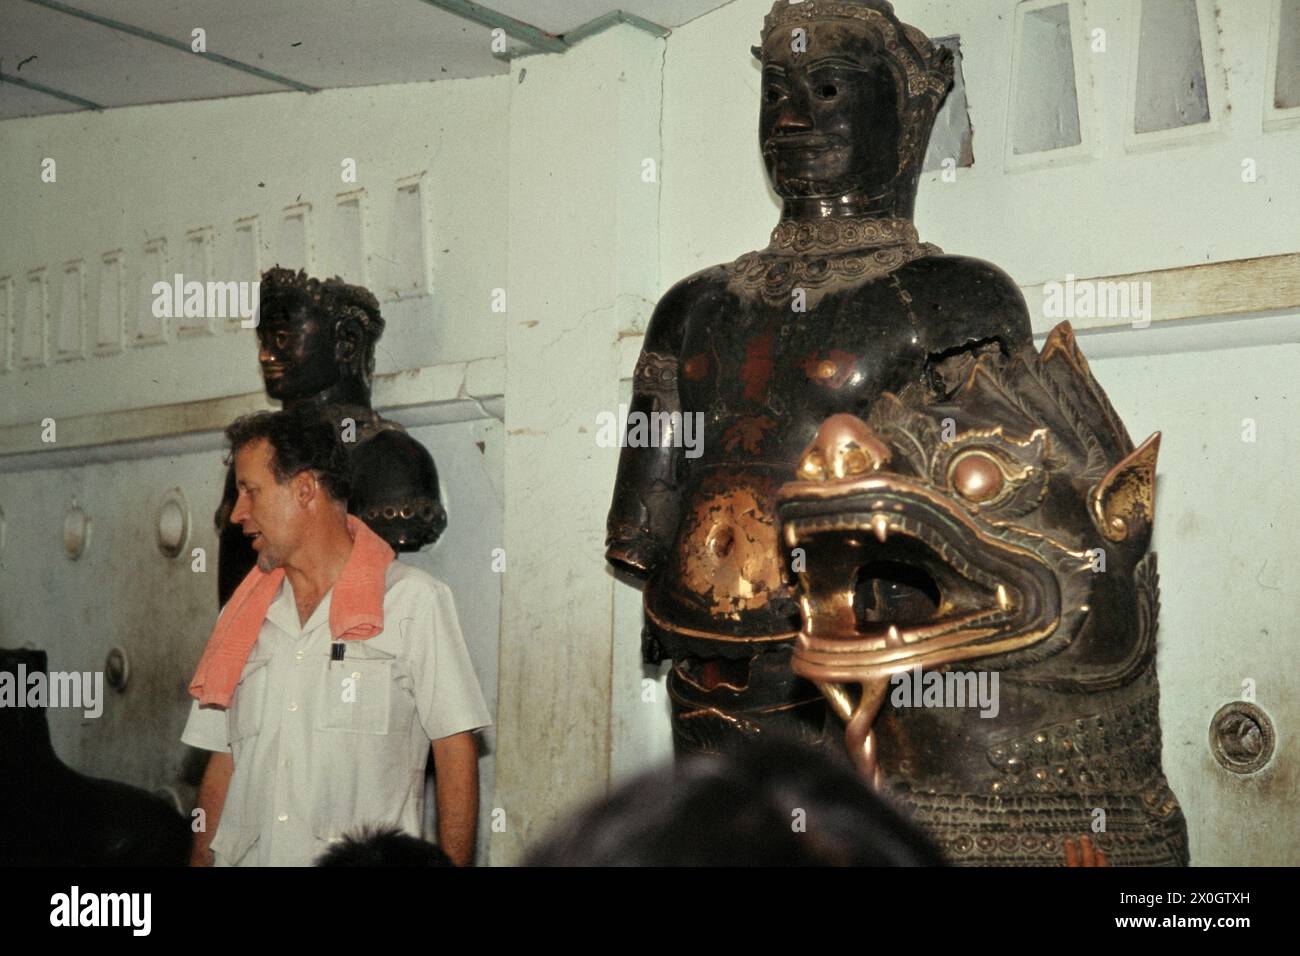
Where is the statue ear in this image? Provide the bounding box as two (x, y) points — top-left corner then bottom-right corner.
(334, 313), (364, 375)
(751, 45), (763, 60)
(1089, 433), (1159, 543)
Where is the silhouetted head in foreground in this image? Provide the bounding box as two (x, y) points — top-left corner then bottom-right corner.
(314, 827), (454, 867)
(526, 735), (945, 866)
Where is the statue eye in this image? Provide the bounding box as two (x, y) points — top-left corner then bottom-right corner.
(815, 82), (840, 99)
(764, 86), (784, 104)
(948, 450), (1006, 504)
(274, 331), (290, 349)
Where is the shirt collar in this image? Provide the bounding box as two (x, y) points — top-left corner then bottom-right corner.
(266, 576), (334, 637)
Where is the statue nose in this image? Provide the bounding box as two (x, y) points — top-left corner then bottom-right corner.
(776, 107), (814, 134)
(798, 415), (893, 481)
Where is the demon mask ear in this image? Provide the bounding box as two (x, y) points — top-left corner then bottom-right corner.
(1089, 432), (1160, 543)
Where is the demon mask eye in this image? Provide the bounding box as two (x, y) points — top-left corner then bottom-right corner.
(947, 449), (1006, 504)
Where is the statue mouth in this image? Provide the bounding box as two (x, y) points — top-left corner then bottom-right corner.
(777, 476), (1062, 681)
(764, 132), (844, 154)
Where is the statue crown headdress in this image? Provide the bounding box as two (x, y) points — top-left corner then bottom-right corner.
(259, 266), (386, 383)
(759, 0), (953, 107)
(259, 266), (385, 342)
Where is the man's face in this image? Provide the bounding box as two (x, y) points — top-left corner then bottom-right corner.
(256, 298), (339, 402)
(229, 439), (306, 572)
(759, 22), (902, 198)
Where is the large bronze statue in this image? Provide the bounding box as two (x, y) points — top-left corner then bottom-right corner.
(778, 323), (1189, 865)
(216, 267), (446, 606)
(607, 0), (1032, 753)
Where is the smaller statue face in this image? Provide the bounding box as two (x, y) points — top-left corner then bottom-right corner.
(256, 297), (340, 402)
(759, 22), (903, 200)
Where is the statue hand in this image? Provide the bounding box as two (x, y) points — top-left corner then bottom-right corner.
(1063, 834), (1109, 867)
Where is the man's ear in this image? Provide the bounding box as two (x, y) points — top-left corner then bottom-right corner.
(293, 470), (321, 507)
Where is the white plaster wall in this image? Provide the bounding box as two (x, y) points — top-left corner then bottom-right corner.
(0, 74), (510, 423)
(0, 447), (226, 788)
(493, 25), (664, 864)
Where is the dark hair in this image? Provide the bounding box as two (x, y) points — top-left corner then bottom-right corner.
(526, 735), (946, 866)
(313, 827), (454, 867)
(259, 267), (385, 384)
(224, 407), (352, 502)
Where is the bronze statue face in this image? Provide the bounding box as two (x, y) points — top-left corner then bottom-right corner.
(256, 297), (341, 402)
(760, 22), (903, 201)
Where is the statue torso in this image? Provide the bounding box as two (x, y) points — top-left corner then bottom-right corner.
(642, 250), (1033, 658)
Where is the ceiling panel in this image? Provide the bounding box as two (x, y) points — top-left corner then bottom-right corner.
(0, 79), (85, 120)
(482, 0), (734, 34)
(0, 2), (285, 114)
(0, 0), (737, 122)
(68, 0), (510, 89)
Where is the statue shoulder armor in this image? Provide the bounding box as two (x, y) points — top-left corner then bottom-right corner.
(349, 429), (447, 551)
(897, 253), (1034, 353)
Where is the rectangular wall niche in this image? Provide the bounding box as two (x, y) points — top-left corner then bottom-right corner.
(388, 179), (429, 297)
(233, 217), (260, 281)
(281, 205), (312, 274)
(22, 270), (47, 366)
(136, 238), (168, 344)
(232, 217), (260, 329)
(97, 252), (124, 353)
(56, 261), (84, 359)
(1135, 0), (1211, 133)
(1276, 0), (1300, 109)
(1012, 2), (1082, 155)
(179, 228), (214, 335)
(923, 37), (974, 172)
(0, 277), (12, 371)
(332, 192), (367, 286)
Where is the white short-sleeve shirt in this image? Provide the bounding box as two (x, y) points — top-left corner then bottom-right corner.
(181, 560), (491, 867)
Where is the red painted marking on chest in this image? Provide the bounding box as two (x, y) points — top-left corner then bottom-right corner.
(740, 333), (775, 403)
(683, 353), (709, 381)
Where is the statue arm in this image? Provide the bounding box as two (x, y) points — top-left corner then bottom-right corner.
(605, 286), (691, 581)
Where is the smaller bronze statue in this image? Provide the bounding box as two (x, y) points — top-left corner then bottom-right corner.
(216, 268), (446, 606)
(777, 322), (1188, 865)
(0, 648), (191, 865)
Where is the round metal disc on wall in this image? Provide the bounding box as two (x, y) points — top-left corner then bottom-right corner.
(63, 502), (91, 560)
(1209, 701), (1275, 775)
(156, 488), (191, 559)
(105, 645), (130, 692)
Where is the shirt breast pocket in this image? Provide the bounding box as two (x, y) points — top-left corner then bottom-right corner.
(315, 644), (394, 735)
(229, 656), (271, 744)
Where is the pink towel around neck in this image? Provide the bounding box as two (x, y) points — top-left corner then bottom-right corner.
(189, 514), (395, 708)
